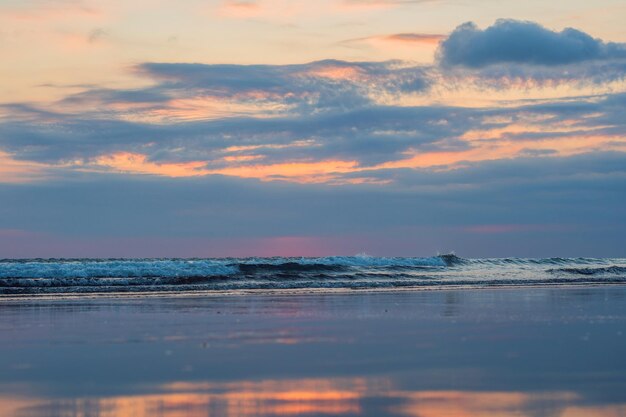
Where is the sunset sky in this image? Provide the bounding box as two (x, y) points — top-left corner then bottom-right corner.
(1, 0), (625, 257)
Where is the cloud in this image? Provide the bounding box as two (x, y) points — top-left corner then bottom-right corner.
(339, 32), (445, 51)
(1, 21), (626, 186)
(384, 33), (444, 44)
(0, 151), (51, 184)
(438, 19), (626, 68)
(135, 59), (430, 113)
(1, 150), (624, 257)
(2, 14), (626, 256)
(2, 90), (625, 186)
(434, 20), (626, 88)
(0, 102), (474, 172)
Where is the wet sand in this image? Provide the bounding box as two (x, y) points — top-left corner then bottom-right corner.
(1, 286), (625, 417)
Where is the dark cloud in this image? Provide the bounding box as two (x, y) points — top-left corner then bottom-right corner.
(139, 62), (290, 92)
(0, 103), (473, 166)
(444, 60), (626, 88)
(1, 87), (625, 169)
(0, 111), (160, 163)
(0, 57), (460, 168)
(517, 148), (558, 157)
(136, 59), (430, 112)
(438, 19), (626, 68)
(60, 88), (170, 106)
(360, 151), (626, 192)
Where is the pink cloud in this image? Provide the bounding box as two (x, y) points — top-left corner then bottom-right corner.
(0, 151), (50, 184)
(217, 1), (261, 18)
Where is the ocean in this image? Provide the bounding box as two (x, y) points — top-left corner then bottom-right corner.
(1, 254), (625, 295)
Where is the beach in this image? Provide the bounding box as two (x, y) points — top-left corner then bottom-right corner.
(2, 0), (626, 415)
(1, 286), (625, 417)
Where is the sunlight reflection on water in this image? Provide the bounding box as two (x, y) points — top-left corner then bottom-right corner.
(2, 381), (626, 417)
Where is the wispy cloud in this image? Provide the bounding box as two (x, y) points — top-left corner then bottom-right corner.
(384, 33), (444, 44)
(2, 90), (625, 184)
(340, 32), (444, 51)
(1, 20), (625, 186)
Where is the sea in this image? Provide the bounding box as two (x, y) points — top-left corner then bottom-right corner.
(1, 254), (625, 296)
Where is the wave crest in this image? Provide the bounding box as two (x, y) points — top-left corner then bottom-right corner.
(548, 266), (626, 276)
(1, 255), (625, 296)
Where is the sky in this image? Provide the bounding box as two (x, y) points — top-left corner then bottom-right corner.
(1, 0), (625, 258)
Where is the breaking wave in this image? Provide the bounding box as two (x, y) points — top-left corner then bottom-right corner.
(0, 255), (624, 296)
(548, 266), (626, 276)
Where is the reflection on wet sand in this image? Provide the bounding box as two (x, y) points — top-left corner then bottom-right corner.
(2, 288), (625, 417)
(3, 377), (626, 417)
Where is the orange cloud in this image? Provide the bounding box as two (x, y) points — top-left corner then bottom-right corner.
(218, 1), (262, 19)
(93, 152), (211, 177)
(90, 152), (360, 183)
(0, 151), (50, 183)
(209, 159), (359, 183)
(305, 65), (362, 81)
(339, 33), (443, 59)
(88, 125), (625, 183)
(459, 118), (612, 141)
(383, 33), (445, 45)
(377, 130), (625, 171)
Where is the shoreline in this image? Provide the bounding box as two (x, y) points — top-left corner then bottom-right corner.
(2, 281), (625, 302)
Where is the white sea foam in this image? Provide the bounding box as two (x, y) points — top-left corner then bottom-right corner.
(1, 256), (625, 295)
(0, 259), (237, 279)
